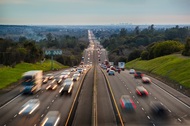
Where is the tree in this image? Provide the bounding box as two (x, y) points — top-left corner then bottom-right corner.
(134, 26), (140, 35)
(128, 49), (142, 61)
(182, 37), (190, 56)
(141, 51), (149, 60)
(119, 28), (127, 37)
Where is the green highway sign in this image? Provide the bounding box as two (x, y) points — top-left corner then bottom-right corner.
(44, 49), (62, 70)
(45, 50), (62, 55)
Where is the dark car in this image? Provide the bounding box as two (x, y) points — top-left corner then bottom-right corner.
(150, 101), (168, 118)
(134, 71), (143, 78)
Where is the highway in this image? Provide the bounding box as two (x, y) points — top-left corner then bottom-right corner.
(0, 30), (190, 126)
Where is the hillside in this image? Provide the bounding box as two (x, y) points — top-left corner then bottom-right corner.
(126, 54), (190, 88)
(0, 60), (68, 89)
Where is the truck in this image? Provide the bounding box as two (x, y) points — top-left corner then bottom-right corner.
(21, 70), (42, 94)
(118, 62), (125, 71)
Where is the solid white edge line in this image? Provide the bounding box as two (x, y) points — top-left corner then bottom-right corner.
(153, 82), (190, 109)
(0, 94), (22, 109)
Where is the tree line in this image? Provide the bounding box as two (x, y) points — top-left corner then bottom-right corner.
(100, 25), (190, 63)
(0, 32), (89, 67)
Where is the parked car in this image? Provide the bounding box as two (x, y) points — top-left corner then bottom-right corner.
(136, 86), (148, 96)
(134, 71), (143, 78)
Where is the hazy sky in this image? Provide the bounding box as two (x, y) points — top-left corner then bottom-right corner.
(0, 0), (190, 25)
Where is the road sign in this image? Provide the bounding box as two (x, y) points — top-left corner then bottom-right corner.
(45, 50), (62, 56)
(44, 49), (62, 70)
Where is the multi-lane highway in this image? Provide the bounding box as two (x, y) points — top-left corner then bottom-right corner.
(0, 30), (190, 126)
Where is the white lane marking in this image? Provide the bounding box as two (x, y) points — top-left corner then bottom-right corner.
(137, 101), (139, 104)
(0, 94), (22, 109)
(130, 92), (132, 94)
(178, 118), (182, 122)
(153, 83), (190, 109)
(34, 124), (37, 126)
(147, 116), (150, 119)
(41, 114), (44, 117)
(14, 114), (17, 118)
(154, 97), (157, 99)
(47, 106), (49, 109)
(153, 124), (156, 126)
(52, 100), (54, 102)
(168, 109), (171, 112)
(142, 108), (144, 111)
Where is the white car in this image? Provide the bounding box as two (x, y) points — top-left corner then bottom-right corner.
(73, 74), (79, 81)
(19, 99), (40, 115)
(142, 77), (151, 83)
(59, 78), (74, 94)
(129, 69), (135, 74)
(41, 111), (60, 126)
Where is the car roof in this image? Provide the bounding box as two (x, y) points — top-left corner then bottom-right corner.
(136, 86), (146, 91)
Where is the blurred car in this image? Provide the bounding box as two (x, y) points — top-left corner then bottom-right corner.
(73, 74), (79, 81)
(150, 101), (168, 117)
(77, 68), (83, 74)
(55, 76), (63, 84)
(19, 99), (40, 115)
(42, 76), (49, 84)
(142, 77), (151, 83)
(120, 95), (136, 110)
(59, 78), (74, 95)
(60, 72), (69, 79)
(134, 71), (143, 78)
(108, 70), (115, 76)
(129, 69), (135, 74)
(136, 86), (148, 96)
(106, 68), (110, 73)
(46, 79), (58, 90)
(74, 71), (81, 77)
(64, 70), (71, 75)
(40, 111), (60, 126)
(46, 74), (54, 80)
(70, 68), (76, 72)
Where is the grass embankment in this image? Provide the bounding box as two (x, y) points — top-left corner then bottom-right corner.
(126, 54), (190, 88)
(0, 60), (68, 89)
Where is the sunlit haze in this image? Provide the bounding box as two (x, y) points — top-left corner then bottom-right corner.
(0, 0), (190, 25)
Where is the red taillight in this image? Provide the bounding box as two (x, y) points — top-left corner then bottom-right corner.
(120, 99), (125, 108)
(130, 99), (136, 109)
(145, 91), (148, 95)
(136, 90), (141, 95)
